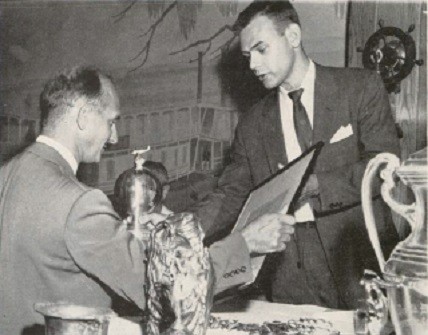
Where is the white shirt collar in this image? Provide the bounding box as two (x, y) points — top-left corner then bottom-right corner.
(36, 135), (79, 175)
(280, 60), (315, 94)
(300, 60), (315, 93)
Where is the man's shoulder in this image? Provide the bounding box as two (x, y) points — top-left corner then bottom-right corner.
(0, 146), (97, 219)
(10, 144), (90, 195)
(239, 90), (277, 125)
(316, 64), (381, 85)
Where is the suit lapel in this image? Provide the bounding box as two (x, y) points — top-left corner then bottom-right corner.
(260, 91), (288, 171)
(256, 65), (342, 172)
(313, 65), (340, 144)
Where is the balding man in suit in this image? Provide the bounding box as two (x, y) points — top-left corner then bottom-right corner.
(0, 66), (295, 334)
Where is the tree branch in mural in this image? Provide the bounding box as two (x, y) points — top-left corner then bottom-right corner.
(129, 2), (178, 71)
(114, 0), (238, 71)
(111, 0), (138, 23)
(170, 25), (238, 63)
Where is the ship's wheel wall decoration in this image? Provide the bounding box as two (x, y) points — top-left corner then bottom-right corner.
(358, 20), (423, 94)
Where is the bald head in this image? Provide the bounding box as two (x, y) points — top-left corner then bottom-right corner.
(39, 66), (114, 133)
(39, 66), (121, 163)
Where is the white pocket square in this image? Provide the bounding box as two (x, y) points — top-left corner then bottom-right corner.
(330, 124), (353, 143)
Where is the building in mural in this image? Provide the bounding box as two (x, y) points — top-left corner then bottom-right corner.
(80, 103), (238, 194)
(0, 0), (347, 196)
(0, 103), (237, 195)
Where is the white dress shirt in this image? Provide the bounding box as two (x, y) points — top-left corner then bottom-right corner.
(36, 135), (79, 175)
(279, 60), (315, 222)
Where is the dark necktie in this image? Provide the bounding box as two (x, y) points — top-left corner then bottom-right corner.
(288, 88), (312, 151)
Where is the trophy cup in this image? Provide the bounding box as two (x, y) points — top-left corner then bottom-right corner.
(361, 147), (428, 335)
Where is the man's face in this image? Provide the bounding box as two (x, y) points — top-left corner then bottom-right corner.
(81, 80), (120, 163)
(240, 15), (296, 90)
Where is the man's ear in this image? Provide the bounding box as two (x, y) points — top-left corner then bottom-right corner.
(76, 106), (88, 131)
(285, 23), (301, 48)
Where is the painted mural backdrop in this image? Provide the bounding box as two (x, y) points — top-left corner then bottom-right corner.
(0, 1), (346, 193)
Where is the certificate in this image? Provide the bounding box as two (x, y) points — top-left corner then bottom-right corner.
(232, 142), (323, 280)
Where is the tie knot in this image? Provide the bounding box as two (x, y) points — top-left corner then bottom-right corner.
(288, 88), (304, 102)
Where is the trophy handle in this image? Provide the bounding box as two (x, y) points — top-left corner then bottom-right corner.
(380, 168), (417, 229)
(362, 153), (402, 271)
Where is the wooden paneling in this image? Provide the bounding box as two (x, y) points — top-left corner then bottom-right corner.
(347, 1), (427, 238)
(416, 2), (427, 150)
(346, 1), (377, 67)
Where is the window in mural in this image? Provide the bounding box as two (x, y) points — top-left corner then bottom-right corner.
(151, 112), (160, 144)
(177, 108), (190, 139)
(124, 116), (132, 132)
(213, 141), (221, 158)
(163, 111), (174, 142)
(174, 147), (178, 167)
(137, 114), (146, 134)
(122, 116), (133, 149)
(161, 150), (167, 165)
(106, 159), (115, 181)
(182, 145), (187, 165)
(201, 108), (215, 137)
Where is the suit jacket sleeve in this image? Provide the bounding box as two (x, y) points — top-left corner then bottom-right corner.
(209, 232), (253, 295)
(65, 189), (147, 309)
(316, 72), (400, 212)
(191, 127), (254, 240)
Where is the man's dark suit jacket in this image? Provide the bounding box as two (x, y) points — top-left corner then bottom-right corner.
(193, 65), (400, 309)
(0, 142), (252, 334)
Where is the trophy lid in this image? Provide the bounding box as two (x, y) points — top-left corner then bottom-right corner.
(402, 146), (427, 166)
(384, 147), (428, 282)
(396, 147), (427, 184)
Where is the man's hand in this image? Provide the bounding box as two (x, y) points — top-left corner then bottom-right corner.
(240, 213), (295, 254)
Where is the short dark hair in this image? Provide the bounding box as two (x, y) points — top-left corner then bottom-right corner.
(233, 0), (300, 34)
(143, 161), (169, 186)
(39, 66), (110, 131)
(113, 161), (167, 218)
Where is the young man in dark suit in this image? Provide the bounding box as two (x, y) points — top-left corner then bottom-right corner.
(191, 1), (400, 309)
(0, 66), (295, 334)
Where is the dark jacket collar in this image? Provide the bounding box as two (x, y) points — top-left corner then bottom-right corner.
(258, 63), (340, 169)
(313, 64), (340, 144)
(260, 63), (340, 141)
(259, 89), (288, 171)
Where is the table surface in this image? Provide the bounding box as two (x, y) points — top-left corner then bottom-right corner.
(208, 299), (355, 335)
(106, 300), (356, 335)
